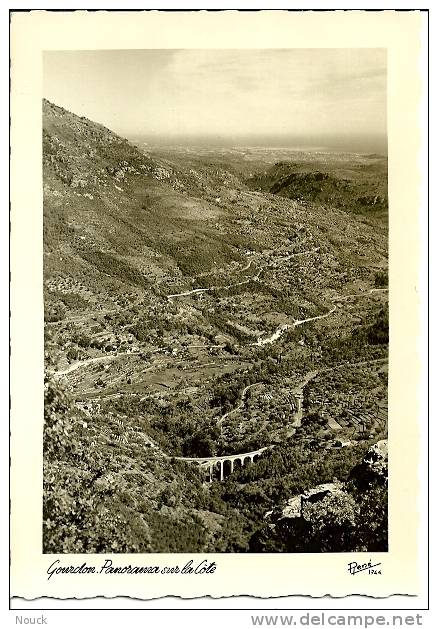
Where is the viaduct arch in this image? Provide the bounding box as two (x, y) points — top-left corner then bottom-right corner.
(174, 446), (273, 482)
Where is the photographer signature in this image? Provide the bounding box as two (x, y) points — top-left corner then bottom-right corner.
(347, 560), (382, 575)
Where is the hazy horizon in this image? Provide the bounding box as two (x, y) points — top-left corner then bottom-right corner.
(44, 49), (387, 152)
(127, 132), (387, 154)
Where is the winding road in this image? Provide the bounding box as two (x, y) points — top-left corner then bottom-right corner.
(46, 307), (121, 327)
(54, 350), (142, 377)
(217, 382), (262, 427)
(175, 368), (319, 470)
(53, 243), (388, 479)
(167, 247), (320, 300)
(254, 306), (337, 347)
(175, 355), (387, 474)
(335, 287), (388, 301)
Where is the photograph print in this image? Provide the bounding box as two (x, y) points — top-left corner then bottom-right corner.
(43, 48), (389, 554)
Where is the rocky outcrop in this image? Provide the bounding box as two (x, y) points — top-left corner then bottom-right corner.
(349, 439), (388, 488)
(265, 440), (388, 525)
(42, 99), (155, 195)
(265, 480), (345, 523)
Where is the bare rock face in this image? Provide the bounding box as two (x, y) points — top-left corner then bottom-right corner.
(365, 440), (388, 468)
(350, 439), (388, 488)
(265, 440), (388, 525)
(266, 481), (345, 523)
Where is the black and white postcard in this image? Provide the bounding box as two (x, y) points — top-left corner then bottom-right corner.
(10, 9), (427, 602)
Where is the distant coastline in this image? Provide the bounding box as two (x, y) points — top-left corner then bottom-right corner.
(127, 134), (388, 155)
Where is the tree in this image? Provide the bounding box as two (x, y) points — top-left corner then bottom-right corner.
(351, 485), (388, 551)
(43, 376), (152, 553)
(182, 431), (216, 457)
(367, 306), (389, 345)
(374, 270), (388, 288)
(44, 300), (66, 323)
(302, 492), (358, 552)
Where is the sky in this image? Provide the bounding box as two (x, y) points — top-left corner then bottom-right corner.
(43, 49), (387, 147)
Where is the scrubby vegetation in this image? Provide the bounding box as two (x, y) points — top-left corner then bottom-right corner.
(44, 375), (386, 553)
(246, 160), (388, 219)
(43, 99), (388, 553)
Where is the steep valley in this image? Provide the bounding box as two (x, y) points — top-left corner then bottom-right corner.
(43, 99), (388, 553)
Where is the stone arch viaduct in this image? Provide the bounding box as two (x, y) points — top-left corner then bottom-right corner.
(174, 446), (273, 482)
